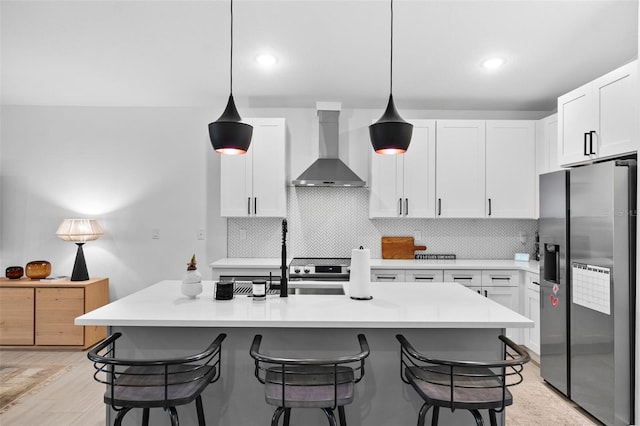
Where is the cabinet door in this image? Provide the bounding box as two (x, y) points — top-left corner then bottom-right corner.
(484, 286), (521, 343)
(36, 288), (84, 346)
(403, 120), (436, 218)
(370, 269), (405, 282)
(593, 61), (638, 159)
(369, 153), (403, 218)
(443, 270), (482, 287)
(220, 141), (252, 217)
(557, 83), (596, 166)
(535, 114), (559, 219)
(436, 121), (486, 218)
(524, 277), (541, 354)
(406, 270), (444, 282)
(0, 287), (34, 345)
(486, 121), (536, 218)
(252, 118), (287, 217)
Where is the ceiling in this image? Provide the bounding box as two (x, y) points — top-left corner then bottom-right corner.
(1, 0), (638, 111)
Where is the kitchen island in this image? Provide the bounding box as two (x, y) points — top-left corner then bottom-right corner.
(77, 280), (533, 426)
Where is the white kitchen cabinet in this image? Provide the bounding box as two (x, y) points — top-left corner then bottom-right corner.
(445, 269), (522, 342)
(558, 60), (637, 167)
(436, 120), (486, 218)
(523, 272), (540, 355)
(369, 120), (436, 218)
(485, 120), (536, 218)
(370, 269), (405, 282)
(405, 270), (444, 282)
(220, 118), (286, 217)
(535, 114), (559, 218)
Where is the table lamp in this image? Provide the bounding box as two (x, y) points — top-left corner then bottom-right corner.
(56, 219), (103, 281)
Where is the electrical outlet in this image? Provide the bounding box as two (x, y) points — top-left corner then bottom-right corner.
(239, 229), (246, 240)
(414, 230), (422, 241)
(197, 229), (205, 240)
(152, 229), (160, 239)
(519, 231), (527, 245)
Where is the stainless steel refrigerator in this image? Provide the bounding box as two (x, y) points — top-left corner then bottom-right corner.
(540, 159), (636, 426)
(539, 169), (570, 397)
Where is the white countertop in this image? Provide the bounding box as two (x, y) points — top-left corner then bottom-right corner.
(76, 280), (533, 329)
(210, 258), (540, 274)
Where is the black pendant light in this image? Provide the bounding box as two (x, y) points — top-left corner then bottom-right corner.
(369, 0), (412, 155)
(209, 0), (253, 155)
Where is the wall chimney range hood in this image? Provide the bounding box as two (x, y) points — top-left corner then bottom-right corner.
(293, 103), (366, 187)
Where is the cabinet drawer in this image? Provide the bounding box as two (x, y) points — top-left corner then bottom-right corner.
(406, 270), (444, 282)
(36, 288), (84, 346)
(371, 269), (405, 282)
(0, 287), (35, 345)
(481, 270), (520, 286)
(443, 270), (482, 287)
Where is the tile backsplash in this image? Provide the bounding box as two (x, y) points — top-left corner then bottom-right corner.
(228, 187), (537, 259)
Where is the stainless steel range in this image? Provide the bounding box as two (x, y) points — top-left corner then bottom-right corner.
(289, 257), (350, 282)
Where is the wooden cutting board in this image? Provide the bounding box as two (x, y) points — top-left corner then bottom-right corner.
(381, 237), (427, 259)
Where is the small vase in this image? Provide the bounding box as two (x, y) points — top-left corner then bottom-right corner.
(6, 266), (24, 279)
(26, 260), (51, 279)
(181, 269), (202, 298)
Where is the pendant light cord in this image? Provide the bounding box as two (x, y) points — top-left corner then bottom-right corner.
(230, 0), (234, 96)
(390, 0), (393, 95)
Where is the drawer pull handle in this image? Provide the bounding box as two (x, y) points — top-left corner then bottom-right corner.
(414, 276), (434, 281)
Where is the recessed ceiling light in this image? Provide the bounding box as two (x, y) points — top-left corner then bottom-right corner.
(256, 54), (277, 67)
(482, 57), (505, 70)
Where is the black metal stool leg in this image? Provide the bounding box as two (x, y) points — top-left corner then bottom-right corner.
(430, 406), (439, 426)
(167, 406), (179, 426)
(488, 409), (497, 426)
(142, 408), (150, 426)
(470, 409), (484, 426)
(114, 407), (132, 426)
(283, 408), (291, 426)
(271, 407), (285, 426)
(417, 402), (432, 426)
(196, 395), (206, 426)
(338, 405), (347, 426)
(321, 408), (338, 426)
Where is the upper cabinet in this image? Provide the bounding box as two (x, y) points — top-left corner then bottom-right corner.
(436, 120), (486, 218)
(535, 114), (559, 218)
(369, 120), (436, 218)
(220, 118), (287, 217)
(558, 60), (638, 167)
(485, 120), (536, 218)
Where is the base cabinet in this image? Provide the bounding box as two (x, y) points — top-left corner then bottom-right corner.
(0, 277), (109, 348)
(0, 287), (35, 345)
(523, 272), (540, 355)
(444, 269), (522, 343)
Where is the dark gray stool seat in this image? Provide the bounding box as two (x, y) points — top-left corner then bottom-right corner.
(250, 334), (370, 426)
(88, 332), (226, 426)
(396, 334), (529, 426)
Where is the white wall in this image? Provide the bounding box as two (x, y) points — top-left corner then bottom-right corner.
(1, 106), (209, 299)
(2, 104), (548, 299)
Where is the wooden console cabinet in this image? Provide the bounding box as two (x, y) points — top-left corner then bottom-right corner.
(0, 277), (109, 348)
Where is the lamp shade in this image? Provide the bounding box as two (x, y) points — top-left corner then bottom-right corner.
(209, 94), (253, 155)
(56, 219), (104, 242)
(369, 94), (413, 155)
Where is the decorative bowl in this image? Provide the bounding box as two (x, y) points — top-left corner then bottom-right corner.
(25, 260), (51, 279)
(5, 266), (24, 279)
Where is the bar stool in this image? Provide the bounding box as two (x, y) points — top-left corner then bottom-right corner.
(249, 334), (370, 426)
(88, 332), (226, 426)
(396, 334), (530, 426)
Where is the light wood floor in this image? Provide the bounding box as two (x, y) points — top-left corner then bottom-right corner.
(0, 348), (600, 425)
